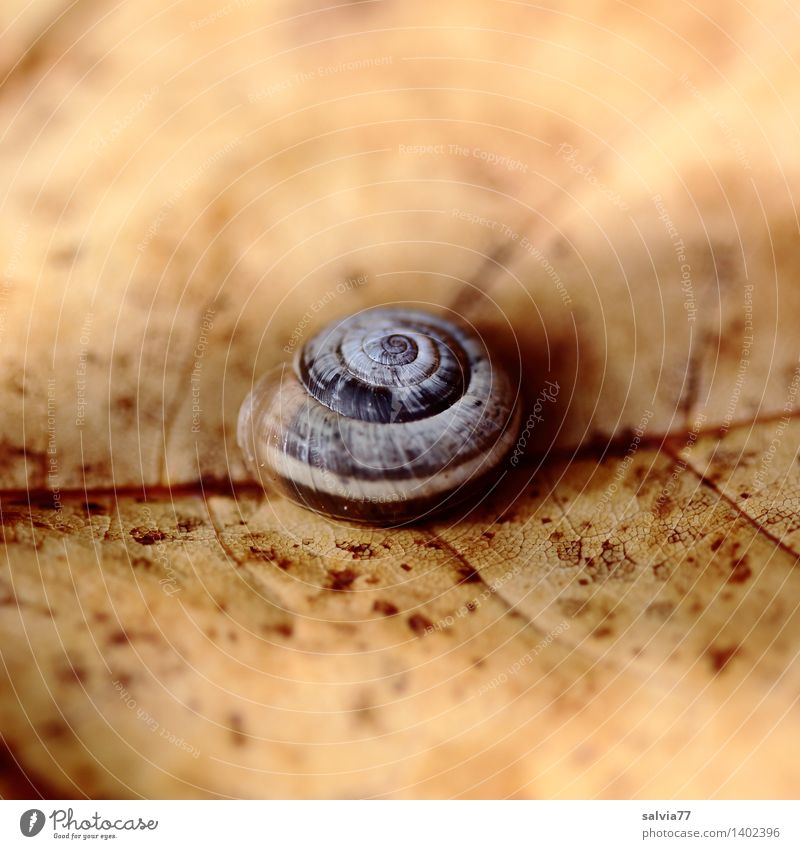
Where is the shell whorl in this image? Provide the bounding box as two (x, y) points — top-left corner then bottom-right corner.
(297, 310), (469, 423)
(237, 307), (521, 524)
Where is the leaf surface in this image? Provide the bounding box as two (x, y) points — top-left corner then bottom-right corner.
(1, 0), (799, 798)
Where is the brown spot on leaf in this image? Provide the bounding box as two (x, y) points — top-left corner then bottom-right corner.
(408, 613), (433, 636)
(41, 720), (70, 739)
(229, 713), (247, 746)
(329, 568), (358, 591)
(335, 541), (373, 559)
(130, 527), (165, 545)
(59, 662), (86, 685)
(709, 645), (739, 673)
(728, 558), (752, 584)
(373, 599), (398, 616)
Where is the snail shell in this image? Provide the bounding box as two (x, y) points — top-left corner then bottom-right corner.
(237, 307), (521, 524)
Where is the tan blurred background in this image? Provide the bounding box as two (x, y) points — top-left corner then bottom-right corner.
(1, 0), (800, 799)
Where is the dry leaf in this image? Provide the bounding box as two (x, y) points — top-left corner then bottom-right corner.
(1, 0), (799, 798)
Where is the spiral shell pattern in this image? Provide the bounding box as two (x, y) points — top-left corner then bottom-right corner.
(237, 308), (521, 524)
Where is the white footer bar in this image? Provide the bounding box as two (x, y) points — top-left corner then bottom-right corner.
(1, 800), (798, 848)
